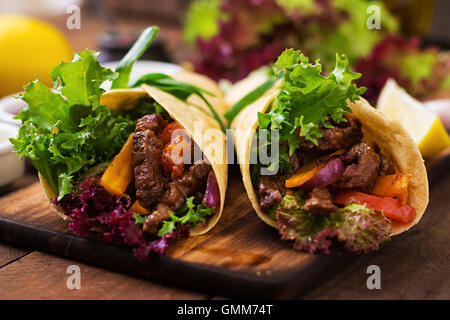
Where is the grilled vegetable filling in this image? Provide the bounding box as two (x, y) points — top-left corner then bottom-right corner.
(128, 113), (217, 235)
(55, 105), (220, 259)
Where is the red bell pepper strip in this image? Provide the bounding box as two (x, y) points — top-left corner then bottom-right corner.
(335, 190), (416, 223)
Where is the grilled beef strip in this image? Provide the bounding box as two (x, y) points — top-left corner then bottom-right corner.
(132, 114), (168, 209)
(257, 175), (286, 211)
(331, 142), (380, 193)
(143, 160), (212, 234)
(302, 187), (337, 215)
(380, 155), (395, 176)
(130, 114), (211, 234)
(298, 115), (363, 152)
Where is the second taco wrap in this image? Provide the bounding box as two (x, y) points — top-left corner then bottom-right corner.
(230, 49), (428, 253)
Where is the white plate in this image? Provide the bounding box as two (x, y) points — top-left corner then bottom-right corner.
(0, 122), (25, 186)
(0, 94), (25, 126)
(0, 60), (184, 126)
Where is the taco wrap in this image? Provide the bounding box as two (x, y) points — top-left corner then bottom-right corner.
(40, 79), (227, 236)
(230, 49), (428, 253)
(12, 27), (227, 260)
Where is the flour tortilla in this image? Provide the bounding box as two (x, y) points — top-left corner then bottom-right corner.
(224, 68), (272, 107)
(231, 85), (428, 236)
(40, 72), (228, 236)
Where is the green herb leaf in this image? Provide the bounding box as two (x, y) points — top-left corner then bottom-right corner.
(158, 213), (180, 237)
(184, 0), (222, 44)
(157, 197), (215, 237)
(17, 81), (75, 132)
(133, 213), (147, 225)
(224, 75), (282, 123)
(131, 73), (226, 132)
(51, 50), (117, 107)
(111, 26), (160, 89)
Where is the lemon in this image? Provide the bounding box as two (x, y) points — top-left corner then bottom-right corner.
(0, 15), (73, 97)
(377, 79), (450, 158)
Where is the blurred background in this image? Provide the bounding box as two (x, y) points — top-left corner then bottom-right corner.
(0, 0), (449, 189)
(0, 0), (449, 100)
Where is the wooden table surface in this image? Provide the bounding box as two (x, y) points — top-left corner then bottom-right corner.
(1, 167), (449, 299)
(0, 11), (449, 300)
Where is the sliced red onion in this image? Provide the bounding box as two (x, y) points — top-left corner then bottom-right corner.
(303, 158), (344, 190)
(204, 171), (220, 208)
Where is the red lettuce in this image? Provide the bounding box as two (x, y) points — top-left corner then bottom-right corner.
(54, 175), (190, 261)
(355, 34), (450, 104)
(185, 0), (397, 82)
(188, 0), (346, 82)
(276, 193), (391, 254)
(331, 204), (391, 253)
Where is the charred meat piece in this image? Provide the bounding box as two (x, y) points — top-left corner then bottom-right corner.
(172, 160), (212, 202)
(302, 187), (337, 215)
(332, 142), (380, 193)
(143, 203), (171, 234)
(132, 114), (168, 209)
(299, 114), (363, 152)
(143, 160), (212, 234)
(257, 176), (286, 211)
(380, 155), (395, 176)
(136, 114), (168, 132)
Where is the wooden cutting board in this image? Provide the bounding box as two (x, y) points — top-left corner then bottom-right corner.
(0, 153), (449, 299)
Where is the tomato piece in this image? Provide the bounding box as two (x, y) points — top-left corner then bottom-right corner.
(157, 121), (183, 145)
(335, 190), (416, 223)
(159, 123), (191, 180)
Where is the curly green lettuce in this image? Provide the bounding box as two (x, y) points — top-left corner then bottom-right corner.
(276, 193), (391, 253)
(11, 50), (138, 200)
(256, 49), (365, 174)
(11, 32), (221, 200)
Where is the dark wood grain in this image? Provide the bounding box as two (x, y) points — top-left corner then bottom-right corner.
(0, 243), (30, 268)
(0, 251), (207, 300)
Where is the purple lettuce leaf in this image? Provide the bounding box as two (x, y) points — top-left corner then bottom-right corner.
(331, 204), (391, 253)
(54, 175), (190, 261)
(276, 194), (391, 254)
(355, 34), (450, 104)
